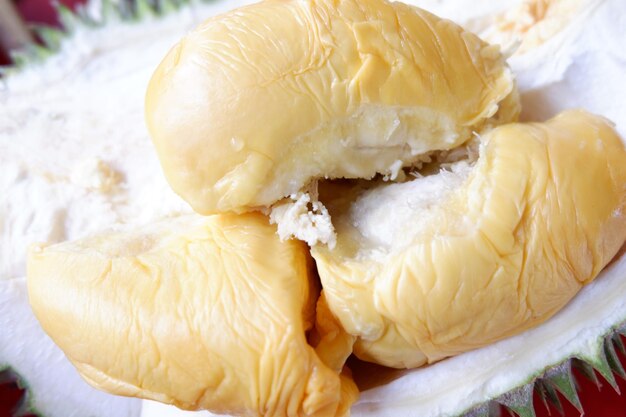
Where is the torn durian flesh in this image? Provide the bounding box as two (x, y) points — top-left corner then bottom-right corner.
(312, 110), (626, 369)
(27, 213), (357, 416)
(145, 0), (518, 215)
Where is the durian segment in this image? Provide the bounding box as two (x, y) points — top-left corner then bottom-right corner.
(353, 248), (626, 417)
(145, 0), (518, 215)
(312, 110), (626, 369)
(403, 0), (519, 29)
(404, 0), (592, 56)
(27, 213), (357, 417)
(477, 0), (589, 54)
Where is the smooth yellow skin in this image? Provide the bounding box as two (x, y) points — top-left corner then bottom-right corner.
(27, 213), (357, 416)
(145, 0), (518, 215)
(312, 110), (626, 369)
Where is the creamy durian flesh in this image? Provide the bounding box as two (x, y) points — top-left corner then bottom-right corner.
(19, 0), (626, 416)
(145, 0), (518, 215)
(312, 110), (626, 369)
(27, 213), (357, 416)
(474, 0), (589, 55)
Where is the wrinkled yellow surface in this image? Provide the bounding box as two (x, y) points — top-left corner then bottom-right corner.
(27, 213), (357, 416)
(312, 110), (626, 369)
(145, 0), (518, 215)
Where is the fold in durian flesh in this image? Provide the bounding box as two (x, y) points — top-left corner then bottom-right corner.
(145, 0), (518, 215)
(27, 213), (357, 416)
(312, 110), (626, 368)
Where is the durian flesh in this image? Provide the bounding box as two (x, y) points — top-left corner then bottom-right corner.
(406, 0), (591, 56)
(145, 0), (518, 215)
(27, 213), (357, 416)
(3, 0), (626, 416)
(312, 110), (626, 369)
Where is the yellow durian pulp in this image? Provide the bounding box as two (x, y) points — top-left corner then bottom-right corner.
(27, 213), (357, 417)
(18, 0), (626, 416)
(407, 0), (591, 56)
(145, 0), (518, 215)
(312, 110), (626, 369)
(478, 0), (588, 55)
